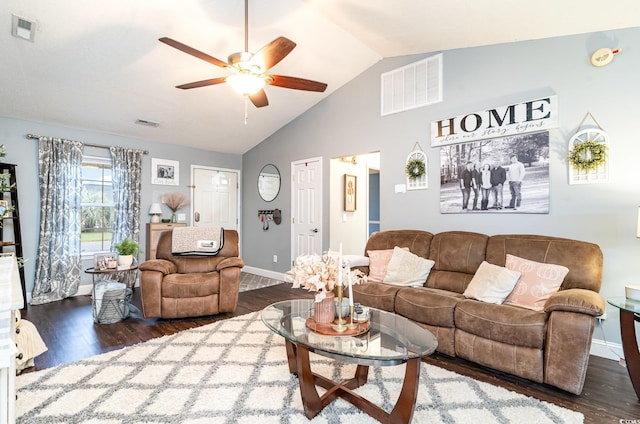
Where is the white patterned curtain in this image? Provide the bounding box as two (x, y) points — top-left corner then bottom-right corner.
(32, 137), (84, 305)
(110, 147), (144, 249)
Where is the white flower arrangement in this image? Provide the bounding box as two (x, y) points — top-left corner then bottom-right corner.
(285, 253), (367, 302)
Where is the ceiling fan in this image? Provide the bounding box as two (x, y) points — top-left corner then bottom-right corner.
(159, 0), (327, 108)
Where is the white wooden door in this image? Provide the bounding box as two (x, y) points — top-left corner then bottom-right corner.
(192, 167), (239, 231)
(291, 158), (322, 264)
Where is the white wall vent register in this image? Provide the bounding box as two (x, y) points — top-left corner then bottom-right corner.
(381, 53), (442, 116)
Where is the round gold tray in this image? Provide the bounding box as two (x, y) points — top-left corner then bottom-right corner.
(305, 316), (370, 336)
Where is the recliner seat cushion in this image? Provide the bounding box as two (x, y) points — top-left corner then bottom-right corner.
(454, 299), (547, 349)
(395, 287), (463, 328)
(162, 272), (219, 298)
(351, 282), (400, 312)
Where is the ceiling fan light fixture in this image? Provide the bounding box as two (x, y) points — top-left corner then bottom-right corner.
(226, 73), (265, 96)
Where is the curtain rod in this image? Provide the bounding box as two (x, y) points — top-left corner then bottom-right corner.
(26, 133), (149, 155)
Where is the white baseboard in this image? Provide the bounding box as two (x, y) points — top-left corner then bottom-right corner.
(590, 337), (624, 361)
(242, 266), (286, 282)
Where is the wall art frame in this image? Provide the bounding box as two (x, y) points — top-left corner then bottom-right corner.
(151, 158), (179, 186)
(439, 131), (550, 214)
(344, 174), (357, 212)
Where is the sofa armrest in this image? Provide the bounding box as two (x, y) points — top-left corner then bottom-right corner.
(544, 288), (605, 317)
(139, 259), (177, 275)
(216, 257), (245, 271)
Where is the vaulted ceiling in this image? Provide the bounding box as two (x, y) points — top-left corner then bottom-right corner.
(2, 0), (637, 154)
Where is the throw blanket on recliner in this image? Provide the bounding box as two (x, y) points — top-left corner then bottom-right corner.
(172, 226), (224, 256)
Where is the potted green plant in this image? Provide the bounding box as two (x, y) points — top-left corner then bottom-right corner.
(113, 237), (139, 268)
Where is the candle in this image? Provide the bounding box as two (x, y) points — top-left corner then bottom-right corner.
(338, 243), (343, 286)
(348, 262), (354, 306)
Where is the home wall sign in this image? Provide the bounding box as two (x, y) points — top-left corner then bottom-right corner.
(430, 95), (558, 147)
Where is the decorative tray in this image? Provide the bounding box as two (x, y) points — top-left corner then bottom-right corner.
(305, 316), (370, 336)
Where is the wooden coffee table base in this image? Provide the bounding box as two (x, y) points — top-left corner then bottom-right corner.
(285, 340), (421, 423)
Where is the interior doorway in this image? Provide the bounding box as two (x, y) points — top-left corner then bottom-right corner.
(329, 152), (380, 255)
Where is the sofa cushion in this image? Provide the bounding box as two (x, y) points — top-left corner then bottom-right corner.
(383, 247), (435, 287)
(367, 247), (408, 282)
(395, 287), (463, 328)
(162, 272), (219, 298)
(455, 299), (548, 348)
(486, 234), (603, 292)
(351, 282), (401, 312)
(503, 254), (569, 311)
(364, 230), (433, 259)
(426, 231), (489, 293)
(463, 261), (521, 304)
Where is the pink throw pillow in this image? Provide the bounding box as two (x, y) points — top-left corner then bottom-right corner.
(367, 248), (409, 282)
(503, 254), (569, 311)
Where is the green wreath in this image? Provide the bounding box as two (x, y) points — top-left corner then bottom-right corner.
(568, 140), (608, 172)
(405, 158), (426, 179)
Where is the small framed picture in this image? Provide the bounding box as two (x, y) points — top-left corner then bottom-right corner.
(344, 174), (357, 212)
(94, 253), (118, 270)
(151, 158), (179, 186)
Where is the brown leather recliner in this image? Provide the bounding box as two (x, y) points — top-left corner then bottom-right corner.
(139, 229), (244, 319)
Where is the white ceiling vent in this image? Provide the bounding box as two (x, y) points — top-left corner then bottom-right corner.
(381, 53), (442, 116)
(11, 14), (36, 42)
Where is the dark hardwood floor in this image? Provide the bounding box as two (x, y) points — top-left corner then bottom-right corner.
(20, 283), (640, 423)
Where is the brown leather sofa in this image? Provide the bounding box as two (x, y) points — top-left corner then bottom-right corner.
(352, 230), (605, 394)
(138, 229), (244, 319)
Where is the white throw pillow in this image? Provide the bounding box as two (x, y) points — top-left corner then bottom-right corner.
(383, 246), (435, 287)
(343, 254), (370, 267)
(325, 252), (369, 267)
(463, 261), (521, 304)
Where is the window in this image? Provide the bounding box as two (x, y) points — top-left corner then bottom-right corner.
(81, 156), (113, 254)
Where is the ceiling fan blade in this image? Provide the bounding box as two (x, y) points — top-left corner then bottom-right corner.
(251, 37), (296, 71)
(269, 75), (328, 92)
(249, 89), (269, 108)
(176, 77), (227, 90)
(159, 37), (229, 68)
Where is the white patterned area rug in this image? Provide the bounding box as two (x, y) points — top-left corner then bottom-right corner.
(16, 312), (583, 424)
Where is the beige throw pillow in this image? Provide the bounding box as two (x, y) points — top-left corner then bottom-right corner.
(463, 261), (521, 304)
(367, 247), (408, 282)
(503, 254), (569, 311)
(383, 247), (435, 287)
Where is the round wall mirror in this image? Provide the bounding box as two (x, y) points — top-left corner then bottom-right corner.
(258, 164), (281, 202)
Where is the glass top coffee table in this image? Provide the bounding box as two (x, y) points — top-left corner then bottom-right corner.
(261, 299), (438, 423)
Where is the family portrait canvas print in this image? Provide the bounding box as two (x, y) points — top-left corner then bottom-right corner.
(439, 131), (550, 214)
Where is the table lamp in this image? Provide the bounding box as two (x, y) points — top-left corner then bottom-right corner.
(149, 203), (162, 223)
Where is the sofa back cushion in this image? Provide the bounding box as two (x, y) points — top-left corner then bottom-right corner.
(486, 234), (603, 292)
(156, 229), (240, 274)
(426, 231), (488, 294)
(364, 230), (433, 259)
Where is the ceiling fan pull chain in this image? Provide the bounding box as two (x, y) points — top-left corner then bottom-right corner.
(244, 96), (249, 125)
